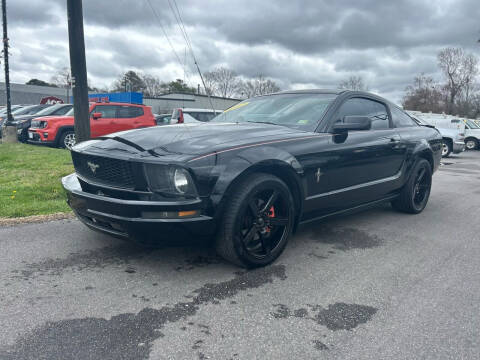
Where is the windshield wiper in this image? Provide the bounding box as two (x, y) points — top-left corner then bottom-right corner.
(246, 120), (279, 126)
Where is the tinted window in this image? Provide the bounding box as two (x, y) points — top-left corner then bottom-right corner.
(117, 106), (144, 118)
(337, 98), (389, 130)
(188, 112), (216, 122)
(391, 107), (418, 128)
(91, 105), (116, 118)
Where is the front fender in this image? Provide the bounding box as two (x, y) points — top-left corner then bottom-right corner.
(208, 146), (305, 224)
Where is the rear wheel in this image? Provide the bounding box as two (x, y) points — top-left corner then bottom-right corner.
(465, 138), (478, 150)
(59, 131), (76, 149)
(391, 159), (432, 214)
(441, 140), (452, 157)
(216, 173), (295, 268)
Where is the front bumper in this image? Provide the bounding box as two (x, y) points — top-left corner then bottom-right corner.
(453, 141), (465, 154)
(27, 129), (53, 145)
(62, 173), (215, 242)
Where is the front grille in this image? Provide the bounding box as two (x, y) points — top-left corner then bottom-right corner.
(30, 132), (40, 141)
(71, 152), (136, 189)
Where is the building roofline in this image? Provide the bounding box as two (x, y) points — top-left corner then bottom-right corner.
(144, 92), (242, 101)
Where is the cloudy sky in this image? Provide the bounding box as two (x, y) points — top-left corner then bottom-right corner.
(6, 0), (480, 103)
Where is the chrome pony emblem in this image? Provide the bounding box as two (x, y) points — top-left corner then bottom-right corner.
(87, 161), (100, 173)
(315, 168), (322, 183)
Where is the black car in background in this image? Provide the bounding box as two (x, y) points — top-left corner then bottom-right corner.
(63, 90), (442, 268)
(14, 103), (73, 142)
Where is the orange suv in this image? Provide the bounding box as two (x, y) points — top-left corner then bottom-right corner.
(28, 102), (156, 149)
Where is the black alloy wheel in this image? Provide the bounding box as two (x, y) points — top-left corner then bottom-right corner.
(392, 158), (432, 214)
(239, 188), (290, 259)
(411, 164), (431, 211)
(216, 173), (294, 268)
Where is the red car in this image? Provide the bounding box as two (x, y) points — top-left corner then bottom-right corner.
(28, 102), (156, 149)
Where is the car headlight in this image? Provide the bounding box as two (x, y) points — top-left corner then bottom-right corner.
(31, 120), (47, 129)
(144, 164), (198, 197)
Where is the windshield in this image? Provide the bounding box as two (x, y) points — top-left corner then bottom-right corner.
(12, 105), (46, 115)
(65, 108), (74, 116)
(34, 104), (65, 116)
(466, 119), (480, 129)
(211, 93), (337, 131)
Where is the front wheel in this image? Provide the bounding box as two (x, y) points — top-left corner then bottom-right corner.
(59, 131), (76, 149)
(391, 158), (432, 214)
(216, 173), (295, 268)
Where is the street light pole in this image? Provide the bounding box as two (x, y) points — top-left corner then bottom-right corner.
(67, 0), (90, 143)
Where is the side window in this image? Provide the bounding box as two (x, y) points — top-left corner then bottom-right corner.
(194, 112), (215, 122)
(91, 105), (116, 118)
(391, 107), (418, 128)
(337, 98), (390, 130)
(131, 106), (144, 117)
(117, 106), (144, 118)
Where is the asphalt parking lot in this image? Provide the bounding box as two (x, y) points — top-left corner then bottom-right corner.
(1, 151), (480, 360)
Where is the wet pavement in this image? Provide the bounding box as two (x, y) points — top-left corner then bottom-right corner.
(1, 151), (480, 359)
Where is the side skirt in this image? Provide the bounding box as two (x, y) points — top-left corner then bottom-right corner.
(298, 195), (398, 228)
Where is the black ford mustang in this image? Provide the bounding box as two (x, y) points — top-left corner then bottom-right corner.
(62, 90), (442, 268)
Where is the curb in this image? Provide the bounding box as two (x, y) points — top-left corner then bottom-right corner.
(0, 212), (75, 227)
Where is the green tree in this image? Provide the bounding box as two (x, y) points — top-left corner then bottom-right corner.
(167, 79), (196, 93)
(113, 71), (147, 92)
(25, 78), (57, 87)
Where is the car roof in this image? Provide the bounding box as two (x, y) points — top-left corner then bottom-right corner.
(271, 89), (346, 96)
(180, 108), (221, 113)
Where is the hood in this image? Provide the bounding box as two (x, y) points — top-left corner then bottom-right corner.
(38, 115), (74, 122)
(85, 122), (309, 156)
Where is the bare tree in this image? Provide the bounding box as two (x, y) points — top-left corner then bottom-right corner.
(141, 74), (164, 97)
(437, 47), (478, 114)
(202, 71), (218, 96)
(203, 67), (239, 98)
(338, 76), (368, 91)
(50, 67), (72, 100)
(402, 73), (445, 113)
(238, 75), (281, 98)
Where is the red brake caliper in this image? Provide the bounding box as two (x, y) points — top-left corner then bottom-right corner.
(266, 206), (275, 232)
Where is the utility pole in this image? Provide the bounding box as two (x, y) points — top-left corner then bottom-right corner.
(2, 0), (12, 124)
(1, 0), (17, 143)
(67, 0), (90, 143)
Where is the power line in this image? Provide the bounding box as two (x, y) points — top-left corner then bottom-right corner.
(166, 0), (215, 111)
(145, 0), (186, 74)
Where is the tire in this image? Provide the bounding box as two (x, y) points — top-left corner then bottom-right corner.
(215, 173), (295, 268)
(441, 139), (452, 158)
(18, 129), (28, 143)
(391, 158), (432, 214)
(59, 130), (76, 149)
(465, 138), (478, 151)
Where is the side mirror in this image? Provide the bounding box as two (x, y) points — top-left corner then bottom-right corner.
(332, 116), (371, 132)
(92, 112), (102, 119)
(171, 108), (184, 124)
